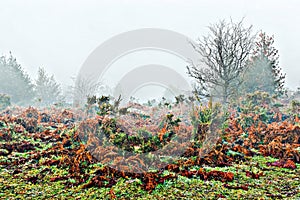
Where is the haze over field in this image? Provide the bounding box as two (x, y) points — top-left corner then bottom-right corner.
(0, 0), (299, 96)
(1, 2), (300, 199)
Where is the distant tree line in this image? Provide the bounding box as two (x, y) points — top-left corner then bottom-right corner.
(0, 18), (292, 107)
(0, 52), (62, 106)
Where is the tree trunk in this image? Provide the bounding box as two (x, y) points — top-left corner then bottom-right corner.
(223, 82), (229, 104)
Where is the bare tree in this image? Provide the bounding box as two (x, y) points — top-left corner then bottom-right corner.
(187, 19), (255, 103)
(71, 76), (104, 107)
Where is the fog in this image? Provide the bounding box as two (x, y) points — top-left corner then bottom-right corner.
(0, 0), (299, 98)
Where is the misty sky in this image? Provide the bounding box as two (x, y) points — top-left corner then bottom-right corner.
(0, 0), (299, 95)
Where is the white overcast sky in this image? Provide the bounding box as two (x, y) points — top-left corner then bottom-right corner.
(0, 0), (299, 91)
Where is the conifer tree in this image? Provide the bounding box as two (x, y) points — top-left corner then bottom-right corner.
(35, 67), (62, 106)
(0, 53), (34, 105)
(240, 32), (286, 97)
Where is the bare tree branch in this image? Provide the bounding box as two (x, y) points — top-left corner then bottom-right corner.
(187, 18), (255, 103)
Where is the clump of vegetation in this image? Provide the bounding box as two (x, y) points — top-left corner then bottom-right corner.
(82, 95), (184, 155)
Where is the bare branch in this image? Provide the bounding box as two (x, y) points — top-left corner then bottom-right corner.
(187, 18), (255, 103)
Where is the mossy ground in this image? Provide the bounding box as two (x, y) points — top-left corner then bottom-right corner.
(1, 155), (299, 199)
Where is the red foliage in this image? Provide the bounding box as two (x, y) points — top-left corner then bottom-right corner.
(224, 183), (249, 191)
(267, 159), (297, 170)
(0, 104), (299, 192)
(245, 171), (264, 179)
